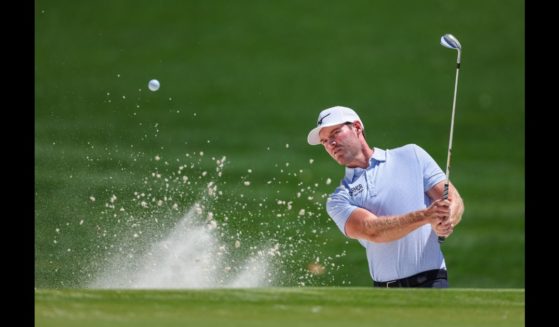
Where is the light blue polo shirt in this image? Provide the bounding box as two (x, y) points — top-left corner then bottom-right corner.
(326, 144), (447, 282)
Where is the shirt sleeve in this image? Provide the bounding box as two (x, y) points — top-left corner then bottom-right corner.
(326, 185), (358, 237)
(411, 144), (446, 192)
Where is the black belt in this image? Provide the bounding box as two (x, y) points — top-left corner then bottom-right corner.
(373, 269), (447, 288)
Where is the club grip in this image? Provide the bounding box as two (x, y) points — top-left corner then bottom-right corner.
(438, 183), (449, 243)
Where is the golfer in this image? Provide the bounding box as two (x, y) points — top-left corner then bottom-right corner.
(307, 106), (464, 288)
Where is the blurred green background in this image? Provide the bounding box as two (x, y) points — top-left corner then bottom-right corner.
(35, 0), (524, 288)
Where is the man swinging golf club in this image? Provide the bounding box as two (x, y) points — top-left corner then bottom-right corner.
(306, 35), (465, 288)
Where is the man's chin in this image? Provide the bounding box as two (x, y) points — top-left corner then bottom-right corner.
(335, 157), (348, 166)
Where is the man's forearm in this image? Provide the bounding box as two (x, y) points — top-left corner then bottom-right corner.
(364, 210), (428, 243)
(346, 199), (448, 243)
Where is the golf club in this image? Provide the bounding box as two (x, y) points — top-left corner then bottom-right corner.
(438, 33), (462, 243)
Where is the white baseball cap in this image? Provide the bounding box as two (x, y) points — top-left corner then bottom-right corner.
(307, 106), (364, 145)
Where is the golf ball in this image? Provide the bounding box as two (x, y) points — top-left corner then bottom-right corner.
(148, 79), (160, 91)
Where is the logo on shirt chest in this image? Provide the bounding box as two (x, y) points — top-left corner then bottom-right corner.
(349, 183), (364, 197)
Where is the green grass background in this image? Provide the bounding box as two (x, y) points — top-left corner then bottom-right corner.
(35, 0), (524, 288)
(35, 288), (524, 327)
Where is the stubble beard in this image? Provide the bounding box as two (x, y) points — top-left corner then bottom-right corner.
(335, 137), (362, 166)
(333, 144), (357, 166)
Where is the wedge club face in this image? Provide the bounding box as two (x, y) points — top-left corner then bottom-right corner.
(440, 34), (462, 64)
(440, 34), (461, 50)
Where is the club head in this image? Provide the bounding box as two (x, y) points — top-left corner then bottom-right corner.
(440, 34), (462, 50)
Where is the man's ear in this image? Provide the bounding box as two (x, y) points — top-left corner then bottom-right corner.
(354, 121), (363, 133)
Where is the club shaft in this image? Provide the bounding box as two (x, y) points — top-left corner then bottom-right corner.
(445, 61), (460, 183)
(439, 52), (461, 244)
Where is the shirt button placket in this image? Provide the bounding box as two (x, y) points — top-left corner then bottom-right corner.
(369, 162), (378, 197)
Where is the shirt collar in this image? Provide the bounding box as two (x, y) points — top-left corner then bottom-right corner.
(344, 147), (386, 181)
(371, 147), (386, 162)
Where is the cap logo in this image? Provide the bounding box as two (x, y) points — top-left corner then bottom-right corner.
(317, 113), (331, 126)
